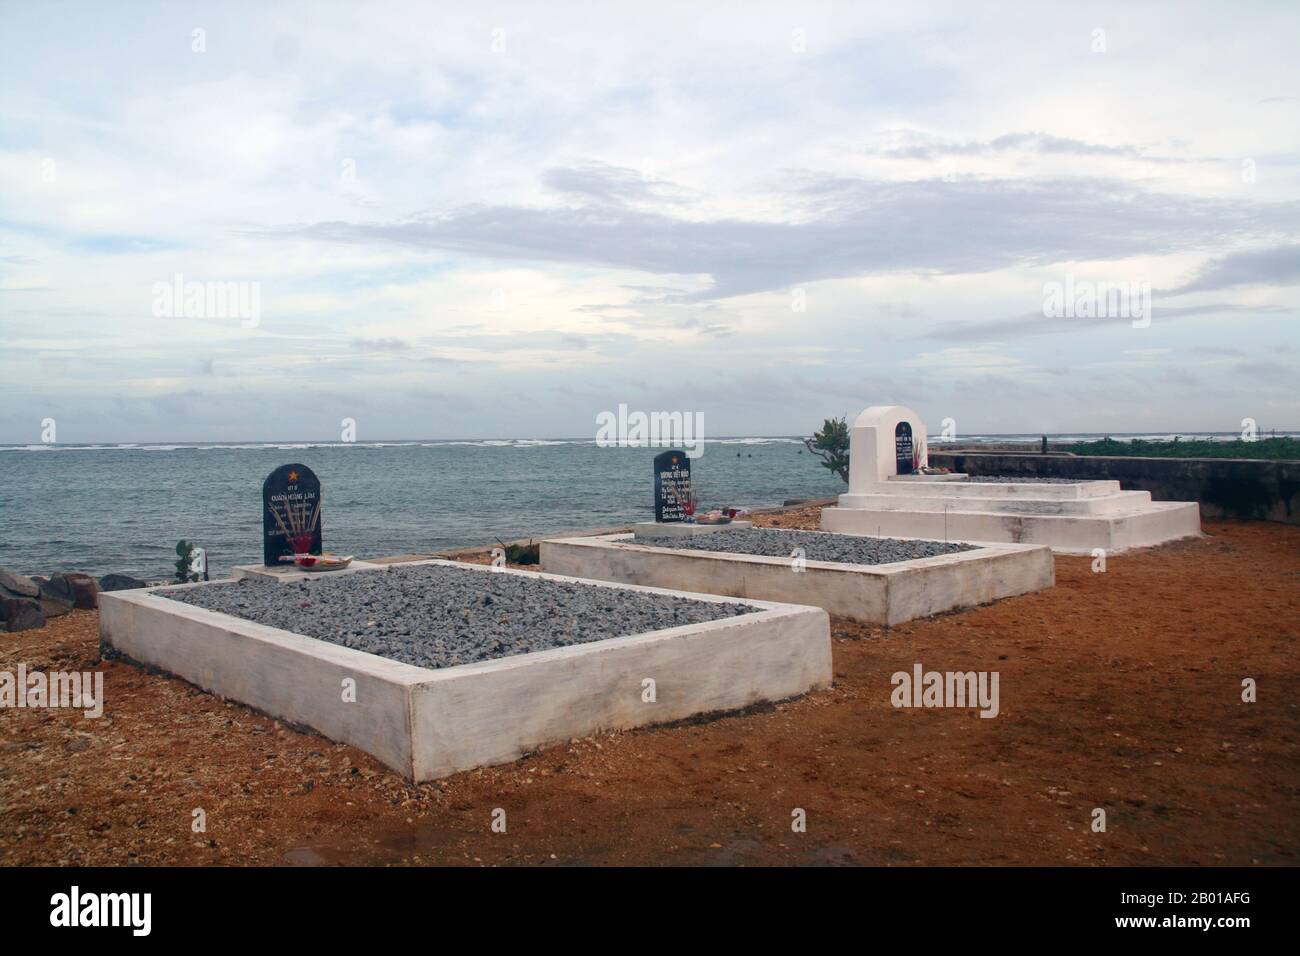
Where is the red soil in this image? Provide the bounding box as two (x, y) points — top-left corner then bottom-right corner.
(1, 516), (1296, 866)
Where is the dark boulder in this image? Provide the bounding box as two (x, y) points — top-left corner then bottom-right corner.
(39, 595), (73, 617)
(37, 576), (75, 616)
(0, 597), (45, 632)
(52, 572), (100, 609)
(99, 573), (149, 592)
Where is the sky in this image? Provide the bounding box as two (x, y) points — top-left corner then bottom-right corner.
(1, 0), (1298, 443)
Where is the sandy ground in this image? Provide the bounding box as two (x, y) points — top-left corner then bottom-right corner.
(1, 514), (1296, 866)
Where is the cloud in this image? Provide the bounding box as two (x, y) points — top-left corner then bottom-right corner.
(902, 346), (1027, 371)
(1166, 244), (1300, 295)
(2, 1), (1299, 440)
(350, 337), (412, 352)
(917, 303), (1289, 343)
(542, 162), (689, 207)
(868, 130), (1206, 164)
(283, 176), (1300, 302)
(1232, 359), (1298, 381)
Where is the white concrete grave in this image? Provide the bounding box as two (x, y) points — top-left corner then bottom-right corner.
(541, 533), (1054, 625)
(99, 560), (830, 782)
(845, 404), (931, 488)
(821, 405), (1202, 553)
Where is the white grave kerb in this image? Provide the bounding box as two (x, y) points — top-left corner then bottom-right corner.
(847, 405), (929, 492)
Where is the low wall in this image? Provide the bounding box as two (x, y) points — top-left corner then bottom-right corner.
(542, 534), (1054, 625)
(101, 563), (832, 781)
(927, 452), (1300, 524)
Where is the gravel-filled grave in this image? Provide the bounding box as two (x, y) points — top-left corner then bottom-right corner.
(635, 527), (975, 564)
(156, 563), (754, 670)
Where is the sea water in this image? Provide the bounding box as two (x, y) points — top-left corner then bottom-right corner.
(0, 438), (841, 578)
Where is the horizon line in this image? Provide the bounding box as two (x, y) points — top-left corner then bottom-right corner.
(4, 429), (1298, 448)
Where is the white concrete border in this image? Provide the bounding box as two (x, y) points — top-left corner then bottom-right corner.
(99, 560), (831, 781)
(540, 533), (1053, 626)
(232, 560), (384, 582)
(632, 520), (752, 539)
(821, 500), (1201, 554)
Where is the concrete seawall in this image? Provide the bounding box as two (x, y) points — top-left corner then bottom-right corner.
(928, 452), (1300, 525)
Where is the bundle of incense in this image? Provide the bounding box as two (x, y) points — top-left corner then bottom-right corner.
(267, 492), (321, 556)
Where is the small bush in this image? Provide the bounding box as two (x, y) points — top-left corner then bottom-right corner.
(500, 539), (540, 565)
(174, 539), (200, 583)
(804, 417), (850, 483)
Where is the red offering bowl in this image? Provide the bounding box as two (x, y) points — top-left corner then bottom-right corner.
(294, 553), (353, 572)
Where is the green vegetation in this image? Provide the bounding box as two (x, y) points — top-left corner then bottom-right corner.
(1060, 437), (1300, 461)
(804, 417), (851, 483)
(497, 539), (540, 565)
(174, 539), (200, 583)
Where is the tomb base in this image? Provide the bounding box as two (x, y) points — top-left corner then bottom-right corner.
(542, 532), (1053, 625)
(100, 560), (830, 781)
(633, 520), (753, 539)
(233, 561), (383, 582)
(821, 489), (1201, 554)
(827, 405), (1202, 554)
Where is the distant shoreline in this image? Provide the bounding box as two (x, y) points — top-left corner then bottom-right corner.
(3, 430), (1298, 451)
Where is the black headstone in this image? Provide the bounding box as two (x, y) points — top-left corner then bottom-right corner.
(895, 422), (914, 475)
(653, 449), (692, 522)
(262, 464), (322, 566)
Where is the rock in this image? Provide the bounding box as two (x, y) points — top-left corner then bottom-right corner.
(48, 572), (99, 609)
(69, 572), (101, 609)
(0, 567), (40, 599)
(0, 569), (56, 623)
(39, 596), (73, 618)
(99, 573), (148, 592)
(0, 597), (45, 632)
(37, 578), (75, 617)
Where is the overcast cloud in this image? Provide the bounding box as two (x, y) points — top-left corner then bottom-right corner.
(1, 0), (1297, 442)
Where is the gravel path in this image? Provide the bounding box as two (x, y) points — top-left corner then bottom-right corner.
(156, 563), (754, 670)
(635, 527), (974, 563)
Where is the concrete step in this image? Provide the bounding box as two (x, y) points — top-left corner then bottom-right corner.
(877, 478), (1123, 499)
(821, 501), (1202, 554)
(836, 489), (1153, 516)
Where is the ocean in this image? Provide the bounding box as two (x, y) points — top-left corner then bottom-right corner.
(0, 438), (844, 579)
(0, 431), (1284, 580)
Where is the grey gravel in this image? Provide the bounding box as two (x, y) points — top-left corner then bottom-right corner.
(964, 476), (1082, 484)
(636, 527), (974, 563)
(156, 563), (754, 670)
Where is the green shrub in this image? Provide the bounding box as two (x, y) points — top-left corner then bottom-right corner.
(804, 417), (850, 483)
(174, 540), (199, 583)
(1060, 437), (1300, 460)
(498, 539), (540, 565)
